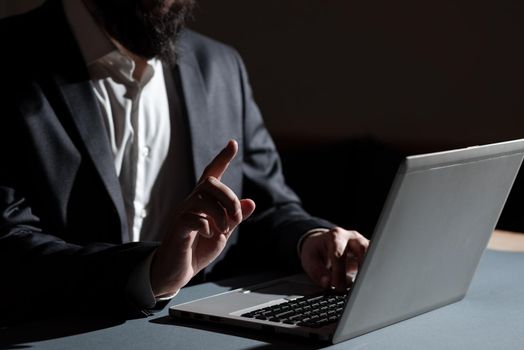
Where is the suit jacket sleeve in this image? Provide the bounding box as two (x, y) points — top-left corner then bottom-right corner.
(234, 52), (336, 272)
(0, 108), (158, 322)
(0, 186), (159, 323)
(0, 5), (162, 323)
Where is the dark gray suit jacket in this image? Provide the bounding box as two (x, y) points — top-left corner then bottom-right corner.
(0, 0), (333, 321)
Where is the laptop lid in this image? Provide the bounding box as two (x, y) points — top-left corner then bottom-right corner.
(333, 139), (524, 343)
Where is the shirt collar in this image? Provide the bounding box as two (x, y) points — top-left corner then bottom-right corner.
(63, 0), (158, 85)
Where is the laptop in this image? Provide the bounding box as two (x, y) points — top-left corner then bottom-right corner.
(170, 139), (524, 344)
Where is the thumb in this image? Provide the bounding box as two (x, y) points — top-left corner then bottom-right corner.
(240, 199), (256, 220)
(301, 246), (331, 289)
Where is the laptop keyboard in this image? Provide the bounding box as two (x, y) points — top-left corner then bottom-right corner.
(240, 293), (347, 328)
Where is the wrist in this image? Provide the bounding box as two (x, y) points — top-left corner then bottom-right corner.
(298, 228), (330, 256)
(150, 251), (192, 297)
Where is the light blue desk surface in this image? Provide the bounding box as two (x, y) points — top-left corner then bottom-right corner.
(1, 250), (523, 349)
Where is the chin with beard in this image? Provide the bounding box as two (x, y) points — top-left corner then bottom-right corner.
(91, 0), (196, 66)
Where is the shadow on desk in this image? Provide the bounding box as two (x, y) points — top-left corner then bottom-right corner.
(0, 317), (124, 350)
(150, 316), (324, 350)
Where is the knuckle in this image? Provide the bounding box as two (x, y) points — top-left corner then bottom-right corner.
(221, 189), (240, 212)
(350, 230), (362, 238)
(204, 176), (217, 185)
(329, 230), (347, 246)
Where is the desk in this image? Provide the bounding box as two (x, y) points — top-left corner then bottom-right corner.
(488, 230), (524, 252)
(2, 250), (524, 350)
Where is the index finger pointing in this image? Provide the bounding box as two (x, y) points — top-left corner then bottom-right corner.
(199, 140), (238, 182)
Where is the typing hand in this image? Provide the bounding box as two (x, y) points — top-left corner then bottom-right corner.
(150, 140), (256, 297)
(300, 227), (369, 292)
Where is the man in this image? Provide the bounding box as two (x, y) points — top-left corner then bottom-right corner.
(0, 0), (368, 321)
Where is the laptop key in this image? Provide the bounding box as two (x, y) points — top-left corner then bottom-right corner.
(306, 295), (325, 302)
(275, 310), (294, 319)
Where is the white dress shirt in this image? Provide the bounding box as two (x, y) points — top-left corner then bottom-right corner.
(63, 0), (176, 306)
(91, 55), (171, 243)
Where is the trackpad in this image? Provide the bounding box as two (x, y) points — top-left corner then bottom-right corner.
(172, 276), (322, 316)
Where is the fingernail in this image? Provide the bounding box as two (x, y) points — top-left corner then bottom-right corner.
(346, 271), (357, 283)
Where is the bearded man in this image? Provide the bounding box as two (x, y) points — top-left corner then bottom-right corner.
(0, 0), (368, 322)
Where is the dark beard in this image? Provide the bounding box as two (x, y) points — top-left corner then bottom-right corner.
(91, 0), (195, 66)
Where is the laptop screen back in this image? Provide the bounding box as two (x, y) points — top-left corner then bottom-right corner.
(333, 140), (524, 343)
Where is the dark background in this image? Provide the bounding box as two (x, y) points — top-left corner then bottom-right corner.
(1, 0), (523, 234)
(190, 0), (524, 149)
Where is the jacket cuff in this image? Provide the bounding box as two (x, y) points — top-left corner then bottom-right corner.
(297, 227), (331, 257)
(276, 217), (336, 272)
(125, 250), (157, 309)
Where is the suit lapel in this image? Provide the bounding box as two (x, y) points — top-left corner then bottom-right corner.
(34, 0), (129, 242)
(53, 74), (130, 242)
(176, 48), (213, 182)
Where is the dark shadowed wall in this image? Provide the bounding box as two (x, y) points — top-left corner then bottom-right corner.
(190, 0), (524, 149)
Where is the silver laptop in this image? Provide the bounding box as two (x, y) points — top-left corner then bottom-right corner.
(170, 139), (524, 344)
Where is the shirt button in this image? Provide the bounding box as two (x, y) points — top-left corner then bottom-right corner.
(142, 146), (150, 157)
